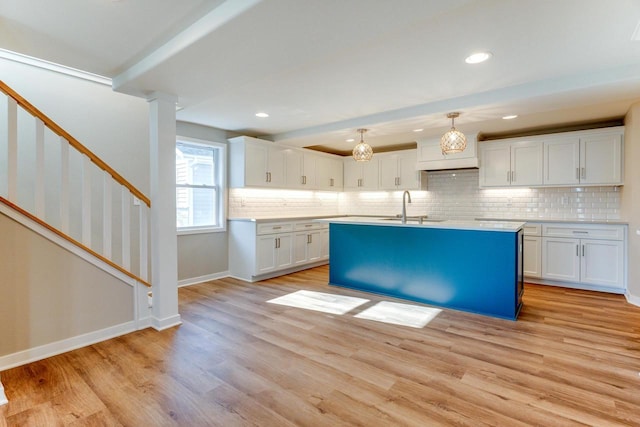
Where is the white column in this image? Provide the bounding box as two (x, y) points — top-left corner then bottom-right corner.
(148, 92), (181, 330)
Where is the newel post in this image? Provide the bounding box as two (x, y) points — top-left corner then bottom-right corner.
(147, 92), (181, 330)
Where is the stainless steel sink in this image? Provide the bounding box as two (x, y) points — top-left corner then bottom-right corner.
(381, 217), (446, 223)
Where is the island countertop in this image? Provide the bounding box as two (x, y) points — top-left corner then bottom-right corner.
(315, 216), (525, 232)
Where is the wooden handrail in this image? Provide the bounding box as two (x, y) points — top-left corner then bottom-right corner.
(0, 196), (151, 287)
(0, 80), (150, 207)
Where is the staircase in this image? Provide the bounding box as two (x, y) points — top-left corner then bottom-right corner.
(0, 80), (153, 376)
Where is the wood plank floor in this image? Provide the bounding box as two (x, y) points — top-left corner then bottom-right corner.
(2, 265), (640, 426)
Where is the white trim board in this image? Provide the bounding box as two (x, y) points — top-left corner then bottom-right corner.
(178, 271), (229, 287)
(0, 48), (112, 85)
(625, 292), (640, 307)
(0, 375), (7, 405)
(0, 321), (136, 372)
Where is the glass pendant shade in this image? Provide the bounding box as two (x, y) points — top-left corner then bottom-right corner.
(440, 112), (467, 155)
(353, 129), (373, 162)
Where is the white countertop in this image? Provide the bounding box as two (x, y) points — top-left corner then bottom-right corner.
(315, 216), (525, 232)
(476, 217), (628, 225)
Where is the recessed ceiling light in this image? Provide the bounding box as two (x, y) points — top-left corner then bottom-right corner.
(413, 128), (424, 132)
(465, 52), (492, 64)
(502, 114), (518, 120)
(255, 112), (269, 118)
(346, 138), (355, 142)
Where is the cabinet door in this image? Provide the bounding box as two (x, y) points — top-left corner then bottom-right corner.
(580, 239), (624, 288)
(511, 141), (543, 186)
(302, 152), (318, 188)
(284, 149), (304, 188)
(267, 146), (286, 187)
(544, 138), (580, 185)
(580, 134), (623, 185)
(343, 160), (362, 190)
(245, 143), (269, 186)
(542, 237), (580, 282)
(523, 236), (542, 278)
(479, 143), (510, 187)
(257, 235), (276, 273)
(275, 234), (293, 269)
(293, 232), (309, 265)
(398, 151), (419, 190)
(330, 157), (343, 189)
(307, 231), (323, 262)
(360, 159), (379, 190)
(320, 228), (330, 259)
(378, 155), (399, 190)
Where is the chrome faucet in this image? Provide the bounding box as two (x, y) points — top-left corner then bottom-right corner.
(402, 190), (412, 224)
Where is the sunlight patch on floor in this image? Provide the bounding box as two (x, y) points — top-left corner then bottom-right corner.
(267, 290), (369, 315)
(354, 301), (442, 328)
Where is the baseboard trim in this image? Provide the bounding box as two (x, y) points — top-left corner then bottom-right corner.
(178, 271), (229, 287)
(0, 375), (7, 405)
(524, 278), (626, 295)
(151, 314), (182, 331)
(625, 292), (640, 307)
(0, 321), (137, 371)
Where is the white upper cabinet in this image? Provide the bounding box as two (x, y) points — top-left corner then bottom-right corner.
(284, 148), (318, 189)
(479, 140), (543, 187)
(378, 150), (427, 190)
(416, 135), (478, 170)
(544, 128), (623, 186)
(544, 137), (580, 185)
(579, 129), (623, 185)
(316, 155), (344, 190)
(230, 136), (343, 190)
(344, 158), (379, 190)
(229, 136), (286, 188)
(481, 126), (623, 188)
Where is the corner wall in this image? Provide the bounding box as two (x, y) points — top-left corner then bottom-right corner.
(621, 103), (640, 301)
(176, 122), (231, 283)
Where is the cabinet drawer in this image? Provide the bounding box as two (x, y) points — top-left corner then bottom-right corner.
(257, 222), (294, 235)
(523, 223), (541, 236)
(294, 222), (322, 231)
(542, 224), (624, 241)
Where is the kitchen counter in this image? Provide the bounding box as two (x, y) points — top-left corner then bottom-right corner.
(317, 216), (525, 232)
(228, 215), (342, 223)
(327, 218), (524, 320)
(476, 217), (628, 225)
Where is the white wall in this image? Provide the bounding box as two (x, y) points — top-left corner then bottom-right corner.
(0, 58), (150, 194)
(229, 169), (621, 221)
(176, 122), (231, 281)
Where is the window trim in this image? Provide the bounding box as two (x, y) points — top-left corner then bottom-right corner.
(176, 136), (227, 234)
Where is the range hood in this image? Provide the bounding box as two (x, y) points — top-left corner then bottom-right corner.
(415, 135), (479, 171)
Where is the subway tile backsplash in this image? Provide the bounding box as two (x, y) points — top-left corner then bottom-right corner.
(229, 169), (621, 220)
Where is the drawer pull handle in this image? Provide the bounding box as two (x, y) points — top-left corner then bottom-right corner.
(272, 226), (282, 230)
(305, 224), (313, 227)
(572, 231), (588, 234)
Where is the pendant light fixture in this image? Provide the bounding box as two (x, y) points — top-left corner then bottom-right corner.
(440, 112), (467, 155)
(352, 128), (373, 162)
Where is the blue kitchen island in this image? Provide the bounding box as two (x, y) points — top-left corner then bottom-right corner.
(320, 217), (525, 320)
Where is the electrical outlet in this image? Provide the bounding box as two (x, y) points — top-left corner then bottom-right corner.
(240, 197), (246, 207)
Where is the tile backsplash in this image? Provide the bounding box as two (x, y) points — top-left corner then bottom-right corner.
(229, 169), (621, 220)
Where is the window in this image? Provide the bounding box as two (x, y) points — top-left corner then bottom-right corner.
(176, 137), (226, 233)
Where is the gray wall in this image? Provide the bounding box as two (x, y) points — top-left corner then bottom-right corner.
(0, 213), (134, 357)
(176, 122), (231, 281)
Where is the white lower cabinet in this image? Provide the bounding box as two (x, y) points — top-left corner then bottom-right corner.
(229, 219), (329, 282)
(539, 223), (626, 291)
(257, 233), (293, 274)
(523, 226), (542, 279)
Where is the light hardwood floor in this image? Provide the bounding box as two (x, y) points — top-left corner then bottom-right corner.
(2, 265), (640, 426)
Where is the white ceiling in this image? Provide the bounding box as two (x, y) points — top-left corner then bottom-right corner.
(2, 0), (640, 154)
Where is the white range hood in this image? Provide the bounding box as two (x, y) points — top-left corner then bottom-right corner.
(415, 134), (479, 171)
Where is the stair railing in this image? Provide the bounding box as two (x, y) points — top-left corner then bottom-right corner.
(0, 80), (150, 287)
